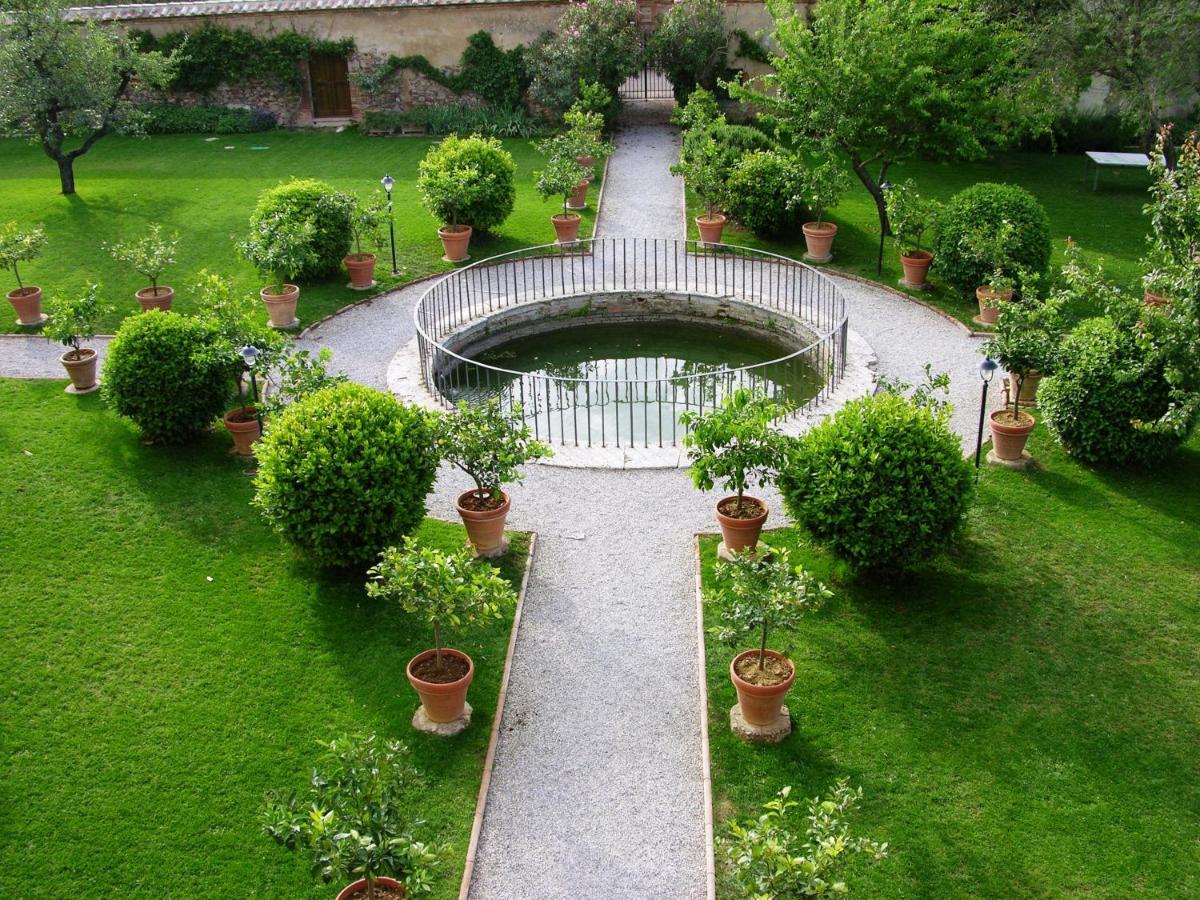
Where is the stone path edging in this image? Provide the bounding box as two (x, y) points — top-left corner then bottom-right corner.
(693, 533), (718, 900)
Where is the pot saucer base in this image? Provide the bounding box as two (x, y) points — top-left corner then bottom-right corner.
(730, 703), (791, 744)
(987, 449), (1033, 470)
(413, 701), (472, 737)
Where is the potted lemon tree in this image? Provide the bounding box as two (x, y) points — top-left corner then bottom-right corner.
(884, 180), (940, 290)
(108, 224), (178, 311)
(238, 215), (317, 329)
(800, 159), (849, 263)
(345, 194), (387, 290)
(44, 284), (111, 394)
(673, 129), (728, 246)
(535, 151), (590, 245)
(1, 221), (47, 327)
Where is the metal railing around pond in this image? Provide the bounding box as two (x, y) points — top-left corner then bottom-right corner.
(413, 238), (849, 448)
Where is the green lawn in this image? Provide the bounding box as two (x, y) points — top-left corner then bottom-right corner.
(0, 378), (529, 898)
(699, 429), (1200, 898)
(687, 150), (1153, 328)
(0, 130), (599, 333)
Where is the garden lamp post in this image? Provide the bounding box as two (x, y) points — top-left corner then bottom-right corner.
(975, 356), (998, 476)
(877, 181), (892, 275)
(240, 344), (264, 438)
(381, 174), (398, 275)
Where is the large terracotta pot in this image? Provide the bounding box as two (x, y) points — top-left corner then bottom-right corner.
(801, 222), (838, 262)
(456, 489), (510, 558)
(344, 253), (377, 290)
(8, 286), (45, 326)
(551, 213), (582, 244)
(260, 284), (299, 329)
(990, 409), (1035, 460)
(60, 348), (98, 393)
(335, 875), (406, 900)
(730, 648), (795, 727)
(899, 251), (934, 289)
(407, 648), (474, 723)
(438, 225), (472, 263)
(566, 179), (590, 210)
(223, 406), (262, 457)
(696, 213), (727, 247)
(715, 495), (768, 555)
(1010, 370), (1041, 407)
(136, 285), (174, 312)
(976, 285), (1014, 325)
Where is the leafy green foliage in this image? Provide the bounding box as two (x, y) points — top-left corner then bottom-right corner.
(681, 388), (787, 509)
(259, 347), (347, 419)
(101, 311), (233, 444)
(725, 150), (806, 236)
(731, 28), (771, 65)
(417, 135), (516, 233)
(0, 221), (46, 292)
(252, 383), (439, 567)
(43, 285), (110, 356)
(680, 117), (774, 187)
(348, 194), (387, 258)
(884, 180), (941, 255)
(362, 106), (548, 139)
(437, 400), (552, 500)
(137, 102), (276, 134)
(526, 0), (642, 113)
(671, 87), (721, 132)
(245, 179), (354, 281)
(934, 182), (1053, 291)
(534, 151), (588, 213)
(649, 0), (730, 104)
(725, 782), (888, 897)
(189, 270), (284, 369)
(108, 223), (178, 291)
(800, 158), (850, 227)
(262, 733), (443, 897)
(672, 128), (729, 218)
(983, 295), (1066, 413)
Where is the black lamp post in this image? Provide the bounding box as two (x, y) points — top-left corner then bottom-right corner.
(877, 181), (892, 275)
(381, 174), (398, 276)
(240, 344), (264, 439)
(975, 356), (998, 475)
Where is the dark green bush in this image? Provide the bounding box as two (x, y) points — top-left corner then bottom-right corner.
(933, 182), (1052, 291)
(139, 103), (276, 134)
(101, 311), (233, 444)
(681, 119), (773, 185)
(779, 392), (974, 570)
(252, 383), (439, 568)
(1039, 317), (1183, 466)
(725, 150), (805, 236)
(363, 106), (548, 138)
(248, 179), (354, 280)
(458, 31), (530, 110)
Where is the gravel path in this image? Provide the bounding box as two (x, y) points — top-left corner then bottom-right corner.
(595, 119), (684, 240)
(0, 334), (111, 379)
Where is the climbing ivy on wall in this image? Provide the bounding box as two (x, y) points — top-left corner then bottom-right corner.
(731, 29), (771, 65)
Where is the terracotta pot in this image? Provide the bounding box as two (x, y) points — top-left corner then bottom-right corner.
(344, 253), (377, 290)
(260, 284), (299, 329)
(407, 648), (474, 723)
(223, 406), (262, 457)
(438, 225), (472, 263)
(715, 495), (768, 554)
(696, 213), (727, 246)
(801, 222), (838, 262)
(551, 213), (582, 244)
(975, 285), (1014, 325)
(335, 876), (406, 900)
(899, 251), (934, 288)
(8, 285), (45, 326)
(1144, 290), (1169, 308)
(575, 154), (594, 169)
(456, 489), (510, 558)
(1009, 370), (1041, 407)
(60, 347), (98, 392)
(136, 285), (174, 312)
(566, 179), (590, 210)
(990, 409), (1035, 461)
(730, 648), (795, 727)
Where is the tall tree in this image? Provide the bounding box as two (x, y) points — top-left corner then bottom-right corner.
(0, 0), (173, 194)
(731, 0), (1057, 237)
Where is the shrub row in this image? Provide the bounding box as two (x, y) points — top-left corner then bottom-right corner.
(363, 106), (549, 139)
(139, 103), (277, 135)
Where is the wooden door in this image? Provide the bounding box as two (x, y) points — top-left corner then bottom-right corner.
(310, 54), (352, 118)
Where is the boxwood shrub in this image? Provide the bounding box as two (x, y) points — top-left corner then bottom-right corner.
(252, 382), (439, 568)
(418, 135), (516, 234)
(725, 150), (805, 236)
(933, 182), (1052, 291)
(681, 119), (773, 186)
(140, 103), (276, 134)
(248, 179), (354, 280)
(101, 311), (233, 444)
(779, 392), (974, 570)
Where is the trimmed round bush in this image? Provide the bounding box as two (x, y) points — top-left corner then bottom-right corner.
(1039, 317), (1183, 466)
(681, 120), (773, 185)
(779, 392), (974, 570)
(101, 311), (233, 444)
(252, 383), (438, 568)
(933, 182), (1052, 291)
(725, 150), (805, 236)
(248, 179), (354, 280)
(418, 134), (516, 234)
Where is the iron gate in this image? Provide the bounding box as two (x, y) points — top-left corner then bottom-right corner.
(618, 33), (675, 101)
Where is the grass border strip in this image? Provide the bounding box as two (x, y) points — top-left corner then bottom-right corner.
(457, 530), (539, 900)
(589, 153), (614, 241)
(693, 532), (717, 900)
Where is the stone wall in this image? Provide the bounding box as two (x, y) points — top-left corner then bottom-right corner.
(129, 77), (305, 126)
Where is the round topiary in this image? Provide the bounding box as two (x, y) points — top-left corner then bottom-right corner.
(725, 150), (805, 236)
(933, 182), (1052, 291)
(1038, 317), (1183, 466)
(101, 311), (233, 444)
(417, 135), (516, 234)
(248, 179), (354, 280)
(779, 392), (974, 570)
(252, 382), (439, 568)
(681, 120), (773, 185)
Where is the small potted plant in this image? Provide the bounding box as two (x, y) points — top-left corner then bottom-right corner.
(535, 152), (590, 245)
(108, 224), (178, 311)
(964, 220), (1019, 325)
(417, 156), (481, 264)
(437, 399), (551, 557)
(43, 284), (111, 394)
(563, 101), (610, 173)
(707, 547), (830, 728)
(800, 159), (849, 263)
(262, 733), (444, 899)
(238, 214), (317, 329)
(672, 130), (728, 247)
(345, 194), (387, 290)
(681, 388), (786, 556)
(1, 221), (48, 327)
(367, 538), (518, 726)
(884, 180), (940, 290)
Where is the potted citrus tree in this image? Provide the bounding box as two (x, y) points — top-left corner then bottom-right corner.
(345, 194), (387, 290)
(964, 219), (1019, 325)
(800, 159), (849, 263)
(884, 180), (941, 290)
(238, 215), (317, 329)
(535, 151), (590, 245)
(681, 388), (786, 556)
(707, 547), (830, 728)
(673, 129), (728, 246)
(367, 538), (518, 726)
(262, 733), (444, 899)
(1, 221), (47, 327)
(108, 224), (178, 311)
(438, 399), (551, 557)
(560, 103), (612, 210)
(44, 284), (111, 394)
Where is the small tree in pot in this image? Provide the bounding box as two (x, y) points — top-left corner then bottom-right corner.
(681, 388), (786, 557)
(367, 539), (518, 727)
(800, 157), (850, 263)
(884, 180), (941, 290)
(535, 150), (589, 245)
(672, 129), (729, 246)
(237, 214), (317, 329)
(438, 399), (552, 558)
(262, 733), (443, 900)
(961, 219), (1020, 325)
(417, 164), (480, 263)
(345, 194), (387, 290)
(108, 224), (178, 311)
(44, 284), (111, 394)
(707, 546), (830, 728)
(0, 221), (48, 327)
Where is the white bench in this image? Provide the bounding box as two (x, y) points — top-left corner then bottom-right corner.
(1085, 151), (1153, 190)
